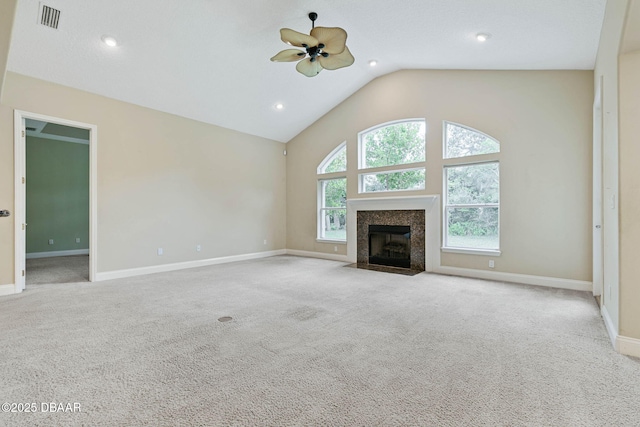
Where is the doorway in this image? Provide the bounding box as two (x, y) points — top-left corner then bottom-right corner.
(14, 110), (97, 292)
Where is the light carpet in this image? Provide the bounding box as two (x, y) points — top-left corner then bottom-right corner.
(1, 255), (638, 426)
(25, 255), (89, 285)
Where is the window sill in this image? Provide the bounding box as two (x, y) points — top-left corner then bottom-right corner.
(316, 239), (347, 244)
(441, 247), (501, 256)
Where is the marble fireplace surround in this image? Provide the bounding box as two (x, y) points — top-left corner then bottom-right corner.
(346, 195), (440, 272)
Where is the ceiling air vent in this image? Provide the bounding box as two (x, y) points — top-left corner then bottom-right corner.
(39, 4), (60, 29)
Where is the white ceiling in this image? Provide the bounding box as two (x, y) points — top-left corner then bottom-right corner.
(7, 0), (607, 143)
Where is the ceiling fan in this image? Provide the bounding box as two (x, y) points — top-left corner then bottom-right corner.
(270, 12), (355, 77)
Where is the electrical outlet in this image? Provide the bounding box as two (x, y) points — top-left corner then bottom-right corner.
(334, 246), (338, 252)
(196, 245), (201, 252)
(48, 239), (54, 245)
(157, 248), (163, 256)
(263, 239), (267, 245)
(75, 238), (81, 243)
(489, 260), (495, 268)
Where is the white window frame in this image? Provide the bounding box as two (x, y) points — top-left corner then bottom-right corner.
(443, 121), (500, 160)
(317, 141), (347, 175)
(358, 166), (426, 194)
(443, 160), (500, 255)
(317, 177), (347, 243)
(357, 118), (426, 194)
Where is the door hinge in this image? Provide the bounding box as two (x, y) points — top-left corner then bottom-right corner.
(22, 177), (25, 184)
(22, 270), (25, 277)
(22, 223), (25, 230)
(22, 130), (25, 138)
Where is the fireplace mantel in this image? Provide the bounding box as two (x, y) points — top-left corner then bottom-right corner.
(346, 195), (440, 271)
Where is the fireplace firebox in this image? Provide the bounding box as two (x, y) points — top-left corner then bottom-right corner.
(368, 225), (411, 269)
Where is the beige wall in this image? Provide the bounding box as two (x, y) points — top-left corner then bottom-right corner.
(0, 72), (286, 283)
(0, 0), (17, 285)
(286, 69), (593, 282)
(0, 0), (17, 97)
(619, 37), (640, 341)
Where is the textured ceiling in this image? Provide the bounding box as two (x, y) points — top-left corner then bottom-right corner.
(7, 0), (606, 143)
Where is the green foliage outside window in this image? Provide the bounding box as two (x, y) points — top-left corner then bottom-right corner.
(321, 178), (346, 240)
(363, 121), (425, 168)
(362, 169), (425, 192)
(322, 146), (346, 174)
(323, 178), (346, 208)
(445, 122), (499, 159)
(446, 162), (499, 249)
(361, 121), (426, 192)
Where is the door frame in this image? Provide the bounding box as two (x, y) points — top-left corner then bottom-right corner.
(14, 110), (98, 291)
(592, 76), (604, 299)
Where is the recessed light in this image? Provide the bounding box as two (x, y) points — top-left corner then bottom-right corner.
(275, 103), (284, 110)
(368, 59), (378, 67)
(476, 33), (490, 42)
(101, 35), (118, 47)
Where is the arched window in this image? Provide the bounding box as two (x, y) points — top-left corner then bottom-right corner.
(443, 122), (500, 252)
(358, 119), (426, 193)
(317, 142), (347, 242)
(444, 122), (499, 159)
(318, 142), (346, 174)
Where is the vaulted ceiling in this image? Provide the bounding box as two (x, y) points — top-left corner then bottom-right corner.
(7, 0), (607, 142)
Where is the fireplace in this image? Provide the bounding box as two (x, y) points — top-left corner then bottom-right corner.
(356, 210), (426, 272)
(368, 225), (411, 268)
(347, 195), (439, 272)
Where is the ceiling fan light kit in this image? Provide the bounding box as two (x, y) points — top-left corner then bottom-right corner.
(270, 12), (355, 77)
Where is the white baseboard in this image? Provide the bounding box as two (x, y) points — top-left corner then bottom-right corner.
(600, 305), (640, 358)
(95, 249), (287, 281)
(433, 266), (592, 292)
(27, 249), (89, 259)
(617, 335), (640, 358)
(0, 284), (18, 296)
(286, 249), (349, 263)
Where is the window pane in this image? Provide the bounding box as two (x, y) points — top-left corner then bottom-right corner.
(446, 207), (499, 249)
(362, 121), (425, 168)
(445, 122), (499, 159)
(319, 145), (346, 174)
(322, 178), (346, 207)
(320, 208), (346, 240)
(447, 163), (499, 205)
(362, 169), (425, 193)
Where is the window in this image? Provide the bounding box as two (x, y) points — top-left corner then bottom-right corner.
(361, 168), (425, 192)
(317, 142), (346, 174)
(444, 122), (499, 159)
(318, 143), (347, 242)
(358, 120), (426, 193)
(318, 178), (346, 241)
(444, 162), (499, 250)
(443, 122), (500, 252)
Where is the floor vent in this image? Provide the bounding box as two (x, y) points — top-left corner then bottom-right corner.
(40, 4), (61, 29)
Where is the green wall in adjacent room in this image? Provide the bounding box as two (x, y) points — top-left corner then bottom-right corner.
(26, 136), (89, 254)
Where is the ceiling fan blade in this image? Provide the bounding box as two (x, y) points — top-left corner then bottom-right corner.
(296, 58), (323, 77)
(318, 46), (355, 70)
(310, 27), (347, 54)
(270, 49), (306, 62)
(280, 28), (318, 48)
